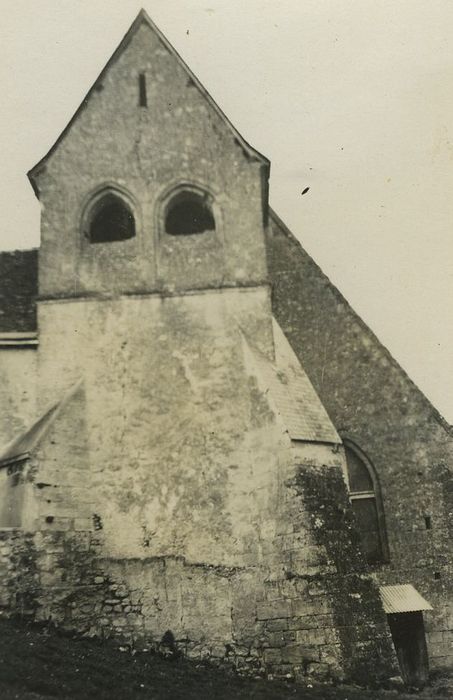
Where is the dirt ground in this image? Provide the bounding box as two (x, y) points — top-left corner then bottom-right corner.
(0, 617), (452, 699)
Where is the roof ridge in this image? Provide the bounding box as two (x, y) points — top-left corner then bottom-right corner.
(0, 247), (39, 255)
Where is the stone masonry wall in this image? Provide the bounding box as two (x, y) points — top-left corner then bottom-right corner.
(268, 457), (396, 684)
(0, 251), (38, 448)
(0, 447), (396, 685)
(0, 529), (99, 624)
(2, 282), (397, 685)
(0, 348), (37, 447)
(34, 290), (276, 564)
(268, 212), (453, 669)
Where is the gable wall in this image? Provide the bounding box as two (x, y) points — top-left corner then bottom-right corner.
(267, 213), (453, 669)
(35, 21), (267, 299)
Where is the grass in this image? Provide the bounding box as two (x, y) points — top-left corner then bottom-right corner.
(0, 616), (451, 699)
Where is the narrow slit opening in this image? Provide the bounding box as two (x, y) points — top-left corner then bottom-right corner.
(139, 73), (147, 107)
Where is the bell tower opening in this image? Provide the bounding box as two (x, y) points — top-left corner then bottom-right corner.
(88, 193), (136, 244)
(164, 190), (215, 236)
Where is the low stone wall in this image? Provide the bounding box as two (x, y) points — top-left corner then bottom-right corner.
(0, 458), (397, 685)
(0, 528), (99, 623)
(0, 498), (392, 682)
(0, 528), (346, 681)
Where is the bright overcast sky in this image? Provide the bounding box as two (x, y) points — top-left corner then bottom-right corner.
(1, 1), (453, 422)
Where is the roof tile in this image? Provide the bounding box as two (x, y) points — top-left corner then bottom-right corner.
(0, 249), (37, 332)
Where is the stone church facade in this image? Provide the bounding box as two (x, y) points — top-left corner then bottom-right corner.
(0, 10), (451, 687)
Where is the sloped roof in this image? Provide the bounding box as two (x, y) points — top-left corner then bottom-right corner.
(0, 249), (37, 332)
(268, 208), (453, 437)
(380, 584), (433, 614)
(27, 9), (268, 197)
(0, 381), (82, 468)
(243, 319), (340, 444)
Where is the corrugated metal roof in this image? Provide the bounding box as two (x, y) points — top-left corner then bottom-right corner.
(379, 585), (433, 614)
(243, 320), (340, 444)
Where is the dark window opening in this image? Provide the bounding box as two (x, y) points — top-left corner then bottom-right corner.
(434, 571), (441, 580)
(165, 191), (215, 235)
(347, 448), (374, 492)
(424, 515), (432, 530)
(89, 194), (135, 243)
(139, 73), (147, 107)
(350, 497), (383, 565)
(345, 443), (387, 565)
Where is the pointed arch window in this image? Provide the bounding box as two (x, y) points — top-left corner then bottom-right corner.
(88, 193), (135, 243)
(344, 440), (388, 565)
(164, 189), (215, 236)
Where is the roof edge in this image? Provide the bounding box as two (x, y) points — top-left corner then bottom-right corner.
(137, 10), (269, 167)
(27, 9), (269, 198)
(0, 379), (83, 468)
(379, 584), (433, 614)
(269, 208), (453, 438)
(240, 325), (341, 445)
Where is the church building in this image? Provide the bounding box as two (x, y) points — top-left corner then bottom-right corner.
(0, 10), (451, 688)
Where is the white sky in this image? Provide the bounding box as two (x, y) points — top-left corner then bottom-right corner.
(1, 1), (452, 422)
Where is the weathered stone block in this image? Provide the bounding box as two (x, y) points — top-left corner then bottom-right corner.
(263, 648), (282, 664)
(256, 601), (291, 620)
(280, 643), (318, 664)
(264, 618), (288, 632)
